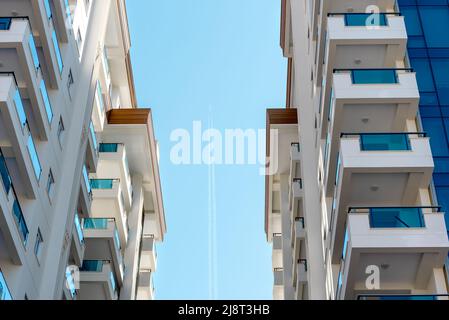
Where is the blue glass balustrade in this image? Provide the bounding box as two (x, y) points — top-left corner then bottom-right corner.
(12, 198), (29, 245)
(114, 228), (121, 250)
(82, 165), (91, 194)
(90, 179), (114, 189)
(342, 228), (349, 260)
(80, 260), (103, 272)
(89, 122), (98, 151)
(44, 0), (53, 20)
(360, 134), (411, 151)
(29, 35), (40, 70)
(109, 271), (116, 292)
(51, 30), (63, 73)
(27, 135), (42, 180)
(83, 218), (108, 229)
(99, 143), (119, 153)
(65, 268), (76, 298)
(351, 69), (399, 84)
(0, 152), (12, 194)
(39, 80), (54, 123)
(369, 208), (425, 228)
(96, 81), (105, 111)
(74, 214), (84, 244)
(0, 18), (12, 30)
(0, 270), (12, 300)
(13, 89), (28, 128)
(344, 13), (388, 27)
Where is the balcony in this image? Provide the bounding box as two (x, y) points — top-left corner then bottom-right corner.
(136, 271), (155, 300)
(273, 268), (284, 288)
(0, 74), (44, 198)
(289, 143), (301, 182)
(272, 233), (283, 270)
(0, 269), (12, 300)
(319, 12), (408, 136)
(323, 69), (420, 195)
(140, 235), (157, 272)
(82, 218), (124, 285)
(289, 178), (304, 226)
(78, 260), (118, 300)
(97, 143), (133, 209)
(294, 260), (308, 300)
(0, 18), (54, 140)
(336, 207), (449, 300)
(70, 213), (85, 266)
(291, 218), (306, 271)
(90, 179), (128, 247)
(329, 133), (435, 263)
(0, 149), (29, 265)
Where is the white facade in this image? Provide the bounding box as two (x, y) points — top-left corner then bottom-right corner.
(266, 0), (449, 300)
(0, 0), (166, 300)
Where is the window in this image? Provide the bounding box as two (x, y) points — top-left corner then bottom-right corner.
(34, 229), (43, 261)
(47, 169), (55, 198)
(67, 69), (74, 99)
(57, 117), (65, 146)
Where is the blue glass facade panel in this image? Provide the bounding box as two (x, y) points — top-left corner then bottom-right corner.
(399, 0), (449, 236)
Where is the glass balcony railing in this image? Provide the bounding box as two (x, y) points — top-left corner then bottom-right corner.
(348, 207), (441, 228)
(99, 143), (119, 153)
(89, 122), (98, 151)
(80, 260), (104, 272)
(360, 133), (411, 151)
(65, 267), (76, 298)
(74, 213), (84, 244)
(102, 47), (110, 77)
(27, 135), (42, 180)
(351, 69), (398, 84)
(90, 179), (117, 190)
(358, 294), (449, 300)
(344, 13), (388, 27)
(110, 271), (117, 293)
(82, 165), (92, 194)
(341, 133), (427, 151)
(0, 270), (13, 300)
(29, 34), (41, 71)
(334, 69), (414, 85)
(0, 149), (29, 245)
(0, 151), (12, 195)
(13, 88), (28, 129)
(51, 30), (63, 73)
(43, 0), (53, 20)
(96, 80), (105, 112)
(83, 218), (110, 229)
(12, 197), (29, 245)
(39, 80), (54, 123)
(0, 18), (12, 30)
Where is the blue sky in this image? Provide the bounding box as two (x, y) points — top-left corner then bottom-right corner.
(127, 0), (286, 299)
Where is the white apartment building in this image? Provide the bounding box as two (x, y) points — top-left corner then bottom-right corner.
(266, 0), (449, 300)
(0, 0), (166, 300)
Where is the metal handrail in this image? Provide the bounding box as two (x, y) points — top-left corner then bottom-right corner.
(349, 206), (442, 213)
(327, 12), (402, 17)
(341, 132), (427, 138)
